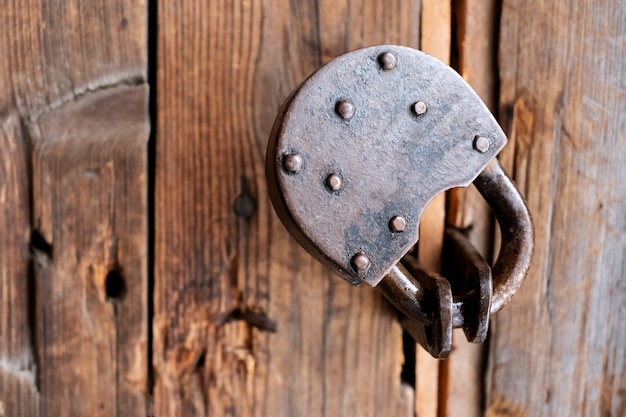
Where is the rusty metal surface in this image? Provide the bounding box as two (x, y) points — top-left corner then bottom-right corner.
(378, 263), (429, 324)
(443, 227), (492, 343)
(266, 45), (507, 286)
(400, 256), (453, 359)
(266, 45), (534, 358)
(473, 159), (534, 314)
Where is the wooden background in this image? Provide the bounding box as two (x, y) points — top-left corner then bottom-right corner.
(0, 0), (624, 416)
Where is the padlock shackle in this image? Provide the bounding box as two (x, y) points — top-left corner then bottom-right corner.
(473, 158), (534, 315)
(377, 158), (533, 357)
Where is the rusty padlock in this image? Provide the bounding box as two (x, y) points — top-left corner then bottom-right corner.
(266, 45), (533, 358)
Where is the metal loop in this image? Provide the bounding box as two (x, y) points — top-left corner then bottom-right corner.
(378, 159), (533, 355)
(473, 159), (534, 315)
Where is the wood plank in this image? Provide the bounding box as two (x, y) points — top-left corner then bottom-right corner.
(318, 0), (421, 63)
(488, 0), (626, 415)
(3, 0), (146, 119)
(422, 0), (452, 64)
(418, 1), (451, 416)
(439, 1), (500, 416)
(0, 1), (148, 415)
(33, 85), (149, 416)
(154, 1), (420, 415)
(307, 4), (418, 416)
(0, 112), (39, 417)
(449, 0), (499, 256)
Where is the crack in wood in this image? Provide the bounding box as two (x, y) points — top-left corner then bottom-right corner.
(28, 230), (53, 262)
(226, 309), (277, 333)
(26, 76), (147, 125)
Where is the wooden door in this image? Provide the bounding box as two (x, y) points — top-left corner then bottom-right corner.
(1, 1), (624, 416)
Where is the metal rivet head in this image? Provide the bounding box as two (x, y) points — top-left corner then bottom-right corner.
(351, 252), (371, 273)
(378, 52), (397, 70)
(473, 136), (490, 153)
(282, 153), (304, 173)
(412, 101), (427, 116)
(326, 173), (343, 191)
(336, 100), (355, 119)
(389, 215), (407, 232)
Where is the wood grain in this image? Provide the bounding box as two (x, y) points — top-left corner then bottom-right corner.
(440, 1), (501, 416)
(2, 1), (145, 120)
(154, 1), (422, 415)
(0, 111), (39, 417)
(32, 85), (149, 416)
(488, 0), (626, 415)
(448, 0), (499, 257)
(0, 1), (148, 415)
(418, 2), (451, 416)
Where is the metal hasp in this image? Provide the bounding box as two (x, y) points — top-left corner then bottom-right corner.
(266, 45), (534, 358)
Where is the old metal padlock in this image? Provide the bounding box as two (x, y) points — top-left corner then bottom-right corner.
(266, 45), (533, 358)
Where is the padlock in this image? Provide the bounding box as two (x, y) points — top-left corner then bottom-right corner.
(266, 45), (533, 358)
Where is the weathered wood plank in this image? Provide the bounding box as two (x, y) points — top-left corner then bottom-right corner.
(1, 1), (148, 415)
(488, 0), (626, 415)
(417, 1), (451, 415)
(0, 112), (39, 417)
(154, 1), (421, 415)
(440, 1), (500, 416)
(449, 0), (498, 257)
(4, 0), (146, 119)
(318, 0), (421, 63)
(32, 85), (149, 416)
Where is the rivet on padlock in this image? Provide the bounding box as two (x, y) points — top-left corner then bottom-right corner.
(266, 45), (534, 358)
